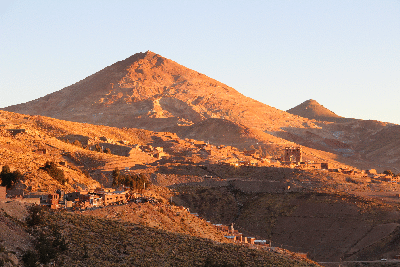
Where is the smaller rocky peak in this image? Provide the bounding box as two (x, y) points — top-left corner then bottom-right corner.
(287, 99), (343, 122)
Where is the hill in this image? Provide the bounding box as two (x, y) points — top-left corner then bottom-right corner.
(0, 110), (354, 191)
(172, 167), (400, 262)
(3, 51), (400, 264)
(4, 51), (309, 133)
(286, 99), (349, 123)
(2, 110), (400, 264)
(19, 206), (319, 266)
(282, 100), (400, 173)
(0, 110), (324, 265)
(5, 51), (400, 174)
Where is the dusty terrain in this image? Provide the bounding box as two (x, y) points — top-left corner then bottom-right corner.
(1, 51), (400, 265)
(4, 51), (400, 174)
(0, 110), (353, 193)
(0, 110), (399, 265)
(28, 208), (319, 266)
(285, 99), (400, 173)
(4, 51), (308, 133)
(173, 176), (400, 263)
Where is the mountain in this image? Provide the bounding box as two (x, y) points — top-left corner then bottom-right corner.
(3, 51), (400, 263)
(4, 51), (400, 173)
(286, 99), (349, 123)
(4, 51), (309, 133)
(282, 100), (399, 172)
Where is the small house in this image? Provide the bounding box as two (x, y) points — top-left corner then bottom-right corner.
(247, 237), (256, 244)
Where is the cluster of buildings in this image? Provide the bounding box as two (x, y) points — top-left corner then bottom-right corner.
(364, 169), (400, 183)
(279, 146), (329, 170)
(213, 223), (270, 247)
(279, 147), (400, 184)
(211, 222), (309, 260)
(1, 186), (150, 210)
(138, 144), (167, 159)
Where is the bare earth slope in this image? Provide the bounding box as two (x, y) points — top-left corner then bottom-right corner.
(1, 110), (400, 264)
(1, 51), (360, 170)
(4, 51), (308, 133)
(173, 169), (400, 263)
(286, 99), (349, 123)
(0, 111), (322, 266)
(285, 99), (400, 173)
(4, 51), (400, 172)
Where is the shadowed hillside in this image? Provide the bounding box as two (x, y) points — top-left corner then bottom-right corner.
(173, 178), (400, 262)
(24, 208), (319, 266)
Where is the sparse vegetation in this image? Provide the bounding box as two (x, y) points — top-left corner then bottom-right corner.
(39, 161), (66, 184)
(22, 250), (38, 267)
(0, 165), (22, 189)
(94, 143), (102, 152)
(112, 167), (150, 191)
(24, 207), (68, 266)
(383, 169), (394, 176)
(25, 205), (45, 227)
(22, 209), (317, 266)
(2, 109), (400, 263)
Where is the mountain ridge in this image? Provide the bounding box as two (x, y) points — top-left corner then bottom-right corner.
(4, 51), (400, 173)
(286, 99), (351, 123)
(4, 51), (310, 133)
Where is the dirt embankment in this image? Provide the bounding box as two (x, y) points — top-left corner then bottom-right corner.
(174, 184), (400, 262)
(0, 201), (33, 260)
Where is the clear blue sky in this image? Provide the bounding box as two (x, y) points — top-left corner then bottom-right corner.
(1, 1), (399, 124)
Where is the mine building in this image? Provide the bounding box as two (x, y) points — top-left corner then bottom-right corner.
(283, 147), (302, 163)
(47, 193), (60, 209)
(65, 191), (86, 202)
(102, 191), (127, 205)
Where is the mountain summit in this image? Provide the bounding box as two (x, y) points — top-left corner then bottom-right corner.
(286, 99), (345, 122)
(4, 51), (308, 132)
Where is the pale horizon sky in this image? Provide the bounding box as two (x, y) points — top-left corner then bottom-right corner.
(1, 1), (399, 124)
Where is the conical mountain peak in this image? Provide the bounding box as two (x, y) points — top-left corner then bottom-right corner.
(4, 51), (309, 132)
(286, 99), (343, 122)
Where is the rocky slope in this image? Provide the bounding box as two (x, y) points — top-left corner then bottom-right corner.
(26, 207), (319, 266)
(5, 51), (400, 173)
(4, 51), (309, 133)
(0, 110), (323, 266)
(286, 99), (348, 123)
(1, 109), (400, 264)
(0, 110), (353, 194)
(173, 169), (400, 262)
(285, 99), (400, 173)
